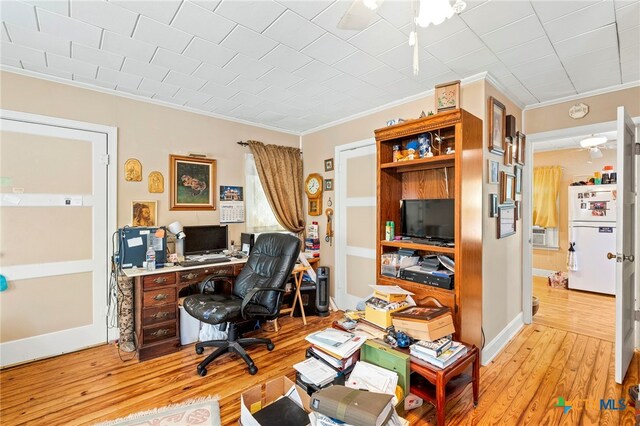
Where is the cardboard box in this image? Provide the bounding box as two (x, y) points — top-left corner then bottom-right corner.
(240, 376), (311, 426)
(391, 314), (455, 341)
(372, 289), (407, 303)
(365, 304), (410, 328)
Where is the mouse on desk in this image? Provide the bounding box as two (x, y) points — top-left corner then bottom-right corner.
(233, 254), (244, 259)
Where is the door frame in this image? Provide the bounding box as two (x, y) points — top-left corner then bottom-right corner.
(334, 137), (376, 310)
(0, 109), (118, 343)
(523, 117), (639, 345)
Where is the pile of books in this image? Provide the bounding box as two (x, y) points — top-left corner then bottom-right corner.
(410, 339), (467, 369)
(305, 223), (320, 258)
(390, 304), (454, 341)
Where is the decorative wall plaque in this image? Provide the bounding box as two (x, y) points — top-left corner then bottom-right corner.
(569, 103), (589, 119)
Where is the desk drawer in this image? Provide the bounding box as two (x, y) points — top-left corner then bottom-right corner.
(178, 266), (234, 284)
(143, 273), (176, 289)
(142, 322), (177, 344)
(142, 305), (176, 325)
(143, 287), (177, 307)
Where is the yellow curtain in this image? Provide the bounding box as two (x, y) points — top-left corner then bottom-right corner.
(533, 166), (562, 227)
(247, 140), (305, 235)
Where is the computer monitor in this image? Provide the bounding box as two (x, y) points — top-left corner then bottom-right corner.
(183, 225), (228, 256)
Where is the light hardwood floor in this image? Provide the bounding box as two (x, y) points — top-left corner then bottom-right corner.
(1, 296), (637, 425)
(532, 275), (615, 342)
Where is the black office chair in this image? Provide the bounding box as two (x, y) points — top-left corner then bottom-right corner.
(183, 233), (301, 376)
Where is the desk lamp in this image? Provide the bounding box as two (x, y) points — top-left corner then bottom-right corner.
(168, 221), (185, 259)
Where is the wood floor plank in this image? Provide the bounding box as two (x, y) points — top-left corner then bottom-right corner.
(580, 340), (613, 425)
(495, 329), (568, 425)
(476, 327), (560, 425)
(599, 343), (623, 426)
(558, 336), (600, 425)
(516, 332), (577, 425)
(456, 325), (548, 424)
(535, 333), (589, 425)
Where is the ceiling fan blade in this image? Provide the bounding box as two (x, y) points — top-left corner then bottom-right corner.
(337, 0), (383, 30)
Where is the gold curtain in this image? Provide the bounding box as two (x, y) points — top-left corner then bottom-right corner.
(533, 166), (562, 227)
(248, 140), (305, 235)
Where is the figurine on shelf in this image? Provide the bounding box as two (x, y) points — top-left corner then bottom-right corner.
(418, 133), (433, 158)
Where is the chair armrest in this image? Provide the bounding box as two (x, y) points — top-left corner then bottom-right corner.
(198, 274), (235, 294)
(241, 287), (286, 319)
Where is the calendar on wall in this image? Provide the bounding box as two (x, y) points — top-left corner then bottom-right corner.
(219, 185), (244, 223)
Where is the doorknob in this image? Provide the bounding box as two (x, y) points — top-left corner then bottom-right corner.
(607, 252), (635, 262)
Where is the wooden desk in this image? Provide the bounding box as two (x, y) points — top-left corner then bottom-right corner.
(409, 343), (479, 426)
(122, 259), (247, 361)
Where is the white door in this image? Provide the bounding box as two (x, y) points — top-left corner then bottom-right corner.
(614, 106), (637, 384)
(335, 139), (377, 310)
(0, 112), (115, 366)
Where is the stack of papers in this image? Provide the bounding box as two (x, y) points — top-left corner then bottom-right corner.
(346, 361), (399, 402)
(306, 328), (367, 359)
(293, 358), (335, 387)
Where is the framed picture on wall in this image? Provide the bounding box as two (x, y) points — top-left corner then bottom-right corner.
(498, 204), (516, 238)
(515, 132), (526, 165)
(131, 200), (157, 227)
(488, 96), (506, 155)
(514, 165), (522, 194)
(169, 154), (216, 211)
(488, 159), (499, 184)
(504, 136), (514, 166)
(489, 194), (498, 217)
(500, 171), (515, 204)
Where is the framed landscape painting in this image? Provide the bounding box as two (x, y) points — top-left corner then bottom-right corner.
(169, 154), (216, 211)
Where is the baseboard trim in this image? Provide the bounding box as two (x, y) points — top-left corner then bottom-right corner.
(481, 312), (524, 366)
(533, 268), (554, 277)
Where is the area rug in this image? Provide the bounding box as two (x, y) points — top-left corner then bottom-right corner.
(96, 397), (221, 426)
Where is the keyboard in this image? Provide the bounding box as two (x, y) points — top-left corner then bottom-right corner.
(178, 257), (231, 267)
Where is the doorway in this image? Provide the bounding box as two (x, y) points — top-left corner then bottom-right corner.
(334, 138), (376, 310)
(529, 133), (618, 339)
(0, 110), (117, 366)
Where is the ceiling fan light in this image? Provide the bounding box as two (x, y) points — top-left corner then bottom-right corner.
(452, 0), (467, 13)
(416, 0), (454, 27)
(579, 135), (607, 147)
(362, 0), (379, 10)
(589, 147), (603, 159)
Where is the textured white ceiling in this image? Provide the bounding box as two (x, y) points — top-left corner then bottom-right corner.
(1, 0), (638, 133)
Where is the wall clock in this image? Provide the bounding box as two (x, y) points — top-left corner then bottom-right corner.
(305, 173), (323, 216)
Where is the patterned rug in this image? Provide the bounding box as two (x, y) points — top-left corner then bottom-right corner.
(96, 397), (221, 426)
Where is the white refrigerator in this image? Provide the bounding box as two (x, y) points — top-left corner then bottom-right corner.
(567, 185), (616, 295)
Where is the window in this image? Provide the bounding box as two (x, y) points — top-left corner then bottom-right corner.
(245, 153), (284, 233)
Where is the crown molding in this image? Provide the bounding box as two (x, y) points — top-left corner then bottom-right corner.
(301, 72), (489, 136)
(524, 80), (640, 111)
(0, 65), (301, 136)
(484, 72), (527, 110)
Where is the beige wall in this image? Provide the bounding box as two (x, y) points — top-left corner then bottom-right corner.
(524, 86), (640, 134)
(0, 71), (299, 245)
(483, 82), (524, 344)
(301, 80), (485, 296)
(532, 148), (617, 273)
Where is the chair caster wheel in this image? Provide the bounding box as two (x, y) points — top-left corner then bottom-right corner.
(267, 343), (275, 351)
(197, 366), (207, 377)
(248, 365), (258, 375)
(196, 347), (204, 355)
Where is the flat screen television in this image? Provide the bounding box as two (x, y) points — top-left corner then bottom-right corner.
(401, 199), (455, 241)
(183, 225), (228, 256)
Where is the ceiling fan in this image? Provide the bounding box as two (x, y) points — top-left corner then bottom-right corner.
(337, 0), (466, 74)
(337, 0), (466, 31)
(578, 135), (616, 161)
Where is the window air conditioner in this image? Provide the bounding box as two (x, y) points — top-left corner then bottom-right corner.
(532, 227), (546, 246)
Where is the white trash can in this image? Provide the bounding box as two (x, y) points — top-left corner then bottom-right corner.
(179, 305), (201, 345)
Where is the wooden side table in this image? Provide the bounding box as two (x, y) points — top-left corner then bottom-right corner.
(277, 264), (311, 329)
(409, 343), (479, 426)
